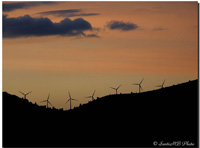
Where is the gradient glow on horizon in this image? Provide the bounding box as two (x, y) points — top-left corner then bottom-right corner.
(3, 2), (198, 110)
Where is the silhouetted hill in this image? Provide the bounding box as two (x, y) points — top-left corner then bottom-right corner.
(3, 79), (198, 147)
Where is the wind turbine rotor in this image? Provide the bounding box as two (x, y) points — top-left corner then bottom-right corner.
(25, 91), (32, 95)
(19, 91), (25, 95)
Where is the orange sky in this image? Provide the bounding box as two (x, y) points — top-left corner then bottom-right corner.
(3, 2), (198, 110)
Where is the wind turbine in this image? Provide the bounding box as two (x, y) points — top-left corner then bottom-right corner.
(85, 90), (96, 101)
(133, 78), (144, 93)
(18, 91), (32, 99)
(40, 93), (53, 108)
(155, 79), (166, 88)
(110, 84), (122, 95)
(65, 91), (78, 110)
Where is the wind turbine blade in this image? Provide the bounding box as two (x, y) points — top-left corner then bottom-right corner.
(40, 100), (47, 103)
(65, 99), (70, 104)
(110, 87), (116, 90)
(72, 98), (78, 101)
(48, 101), (54, 107)
(140, 78), (144, 84)
(117, 84), (122, 89)
(47, 93), (50, 100)
(155, 85), (161, 87)
(132, 83), (139, 85)
(68, 91), (71, 98)
(25, 91), (32, 95)
(162, 79), (165, 86)
(85, 96), (92, 98)
(19, 91), (25, 95)
(92, 90), (96, 96)
(140, 85), (143, 91)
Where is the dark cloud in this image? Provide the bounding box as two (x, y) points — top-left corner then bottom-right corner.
(36, 9), (99, 17)
(3, 2), (55, 12)
(106, 20), (138, 31)
(3, 15), (96, 38)
(152, 27), (168, 31)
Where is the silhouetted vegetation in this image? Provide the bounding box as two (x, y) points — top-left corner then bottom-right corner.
(3, 79), (198, 147)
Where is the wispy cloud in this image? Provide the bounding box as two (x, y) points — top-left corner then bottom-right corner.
(133, 7), (164, 13)
(3, 15), (98, 38)
(36, 9), (100, 17)
(3, 2), (56, 12)
(84, 34), (100, 38)
(106, 20), (139, 31)
(152, 26), (168, 31)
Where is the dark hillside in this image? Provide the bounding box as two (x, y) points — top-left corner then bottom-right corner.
(3, 79), (198, 147)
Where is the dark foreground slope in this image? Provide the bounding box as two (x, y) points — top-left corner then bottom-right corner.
(3, 80), (198, 147)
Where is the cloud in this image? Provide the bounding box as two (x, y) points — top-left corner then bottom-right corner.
(152, 27), (168, 31)
(36, 9), (99, 17)
(134, 7), (163, 13)
(38, 9), (81, 15)
(76, 33), (100, 39)
(84, 34), (100, 38)
(3, 15), (97, 38)
(106, 20), (138, 31)
(3, 2), (55, 12)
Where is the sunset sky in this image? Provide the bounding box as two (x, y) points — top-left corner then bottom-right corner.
(3, 1), (198, 110)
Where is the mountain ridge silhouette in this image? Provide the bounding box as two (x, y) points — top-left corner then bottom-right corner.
(3, 79), (198, 147)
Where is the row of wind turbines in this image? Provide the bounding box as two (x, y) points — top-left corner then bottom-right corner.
(18, 79), (166, 110)
(110, 78), (165, 94)
(18, 90), (96, 110)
